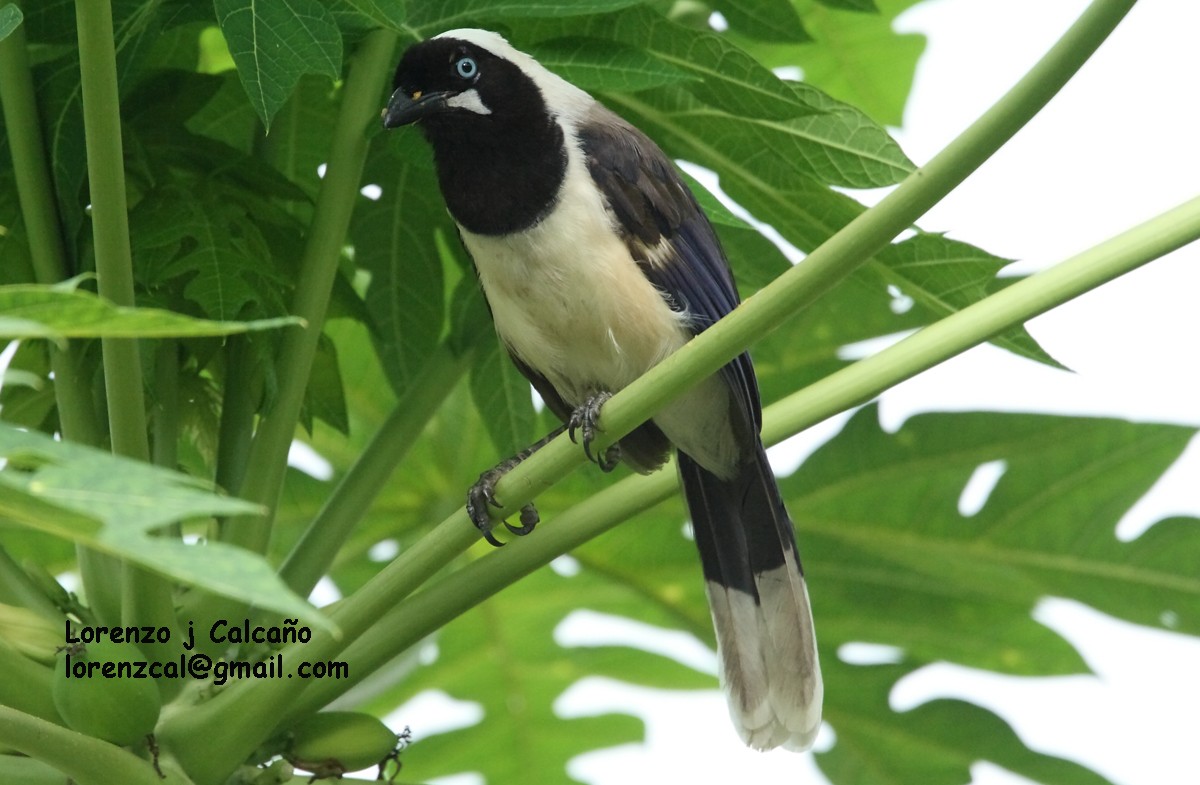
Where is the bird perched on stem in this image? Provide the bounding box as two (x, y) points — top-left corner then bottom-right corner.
(382, 29), (821, 751)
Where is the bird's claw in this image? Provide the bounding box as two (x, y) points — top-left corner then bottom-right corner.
(467, 463), (540, 547)
(568, 391), (620, 471)
(504, 503), (540, 536)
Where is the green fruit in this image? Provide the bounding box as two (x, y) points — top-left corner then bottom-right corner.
(51, 640), (162, 746)
(286, 711), (398, 776)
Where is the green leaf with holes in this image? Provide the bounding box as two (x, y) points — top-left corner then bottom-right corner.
(788, 407), (1200, 670)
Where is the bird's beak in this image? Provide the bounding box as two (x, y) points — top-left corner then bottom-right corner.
(381, 87), (451, 128)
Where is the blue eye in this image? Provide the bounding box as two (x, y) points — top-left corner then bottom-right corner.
(455, 56), (478, 80)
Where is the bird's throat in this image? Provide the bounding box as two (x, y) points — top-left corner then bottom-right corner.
(427, 117), (568, 236)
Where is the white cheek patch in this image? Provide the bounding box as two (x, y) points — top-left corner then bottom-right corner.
(446, 88), (492, 115)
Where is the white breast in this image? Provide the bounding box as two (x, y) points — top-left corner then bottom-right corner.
(461, 149), (689, 402)
(459, 135), (742, 475)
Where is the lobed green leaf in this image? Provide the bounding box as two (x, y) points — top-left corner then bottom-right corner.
(765, 0), (927, 127)
(469, 333), (537, 459)
(214, 0), (342, 129)
(793, 408), (1200, 668)
(322, 0), (407, 34)
(819, 659), (1113, 785)
(522, 6), (825, 120)
(715, 0), (810, 43)
(354, 143), (448, 394)
(527, 37), (696, 93)
(376, 567), (675, 784)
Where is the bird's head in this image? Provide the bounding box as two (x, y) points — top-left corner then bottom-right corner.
(380, 30), (591, 234)
(382, 30), (571, 134)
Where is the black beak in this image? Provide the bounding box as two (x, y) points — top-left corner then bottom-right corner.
(381, 87), (452, 128)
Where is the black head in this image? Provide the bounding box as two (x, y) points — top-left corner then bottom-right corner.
(383, 33), (544, 133)
(381, 31), (572, 236)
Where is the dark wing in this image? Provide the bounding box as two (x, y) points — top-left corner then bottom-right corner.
(577, 105), (762, 436)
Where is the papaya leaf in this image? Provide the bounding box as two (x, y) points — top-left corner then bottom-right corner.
(468, 333), (537, 459)
(0, 284), (300, 339)
(0, 425), (329, 629)
(214, 0), (342, 129)
(409, 0), (644, 34)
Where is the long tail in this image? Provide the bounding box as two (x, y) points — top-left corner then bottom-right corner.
(678, 443), (822, 751)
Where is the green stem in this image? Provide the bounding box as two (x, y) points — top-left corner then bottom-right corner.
(292, 194), (1200, 716)
(153, 340), (183, 538)
(0, 19), (101, 444)
(76, 549), (124, 627)
(292, 464), (676, 721)
(221, 29), (398, 554)
(0, 706), (188, 785)
(75, 0), (176, 639)
(213, 336), (261, 499)
(765, 196), (1200, 443)
(0, 545), (61, 619)
(76, 0), (149, 460)
(279, 344), (472, 596)
(152, 340), (180, 470)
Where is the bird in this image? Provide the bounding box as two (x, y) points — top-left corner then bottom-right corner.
(381, 29), (822, 752)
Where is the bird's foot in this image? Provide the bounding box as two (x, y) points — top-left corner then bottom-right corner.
(466, 458), (540, 547)
(568, 391), (621, 472)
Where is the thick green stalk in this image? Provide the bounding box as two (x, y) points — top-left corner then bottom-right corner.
(279, 345), (473, 596)
(153, 340), (183, 539)
(152, 340), (180, 470)
(76, 0), (149, 460)
(75, 0), (176, 637)
(221, 29), (398, 554)
(0, 545), (61, 619)
(213, 336), (261, 498)
(0, 706), (189, 785)
(291, 195), (1200, 717)
(763, 196), (1200, 443)
(0, 21), (101, 445)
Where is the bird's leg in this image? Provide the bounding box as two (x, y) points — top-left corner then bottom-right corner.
(467, 425), (565, 546)
(568, 391), (621, 473)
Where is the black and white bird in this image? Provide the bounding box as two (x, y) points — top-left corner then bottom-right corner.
(382, 29), (821, 751)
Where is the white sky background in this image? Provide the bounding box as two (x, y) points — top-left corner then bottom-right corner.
(358, 2), (1200, 784)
